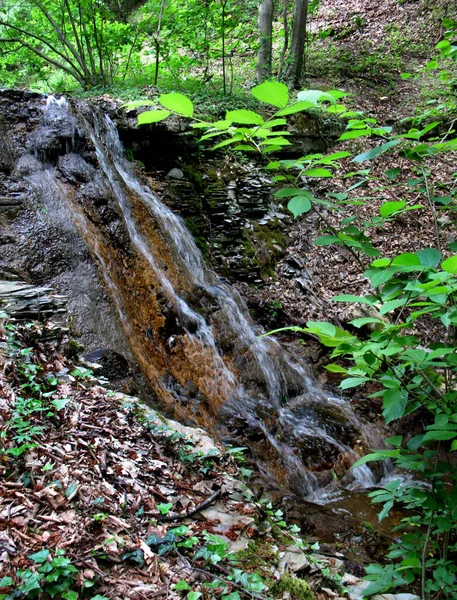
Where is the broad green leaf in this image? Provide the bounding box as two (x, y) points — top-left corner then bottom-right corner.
(0, 577), (14, 587)
(303, 168), (333, 177)
(417, 248), (442, 267)
(350, 317), (384, 328)
(385, 167), (401, 180)
(288, 196), (312, 217)
(252, 81), (289, 108)
(391, 252), (421, 266)
(274, 187), (306, 198)
(52, 398), (70, 410)
(352, 449), (401, 467)
(324, 363), (348, 373)
(422, 430), (457, 442)
(122, 99), (155, 109)
(369, 269), (396, 288)
(382, 388), (408, 423)
(159, 93), (194, 117)
(332, 294), (376, 305)
(264, 118), (288, 128)
(138, 110), (171, 125)
(314, 235), (341, 246)
(226, 110), (264, 125)
(259, 137), (291, 146)
(339, 130), (372, 140)
(340, 377), (370, 389)
(212, 134), (243, 150)
(276, 101), (314, 116)
(380, 200), (406, 218)
(319, 151), (352, 163)
(352, 140), (400, 162)
(297, 89), (336, 105)
(441, 255), (457, 274)
(385, 436), (403, 447)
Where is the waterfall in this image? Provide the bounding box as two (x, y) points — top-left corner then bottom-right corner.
(28, 95), (381, 500)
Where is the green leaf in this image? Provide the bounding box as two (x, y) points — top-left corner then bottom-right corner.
(392, 252), (421, 266)
(339, 129), (372, 140)
(423, 430), (457, 442)
(187, 591), (202, 600)
(340, 377), (370, 389)
(369, 269), (396, 288)
(314, 235), (341, 246)
(52, 398), (70, 410)
(226, 110), (264, 125)
(65, 481), (78, 498)
(62, 592), (78, 600)
(138, 110), (171, 125)
(303, 168), (333, 177)
(122, 99), (156, 110)
(29, 549), (50, 563)
(441, 255), (457, 274)
(382, 388), (408, 423)
(159, 93), (194, 117)
(350, 317), (384, 328)
(276, 101), (314, 116)
(324, 363), (348, 373)
(252, 81), (289, 108)
(352, 449), (400, 467)
(332, 294), (376, 305)
(352, 140), (400, 162)
(0, 577), (14, 587)
(157, 502), (173, 514)
(288, 196), (312, 217)
(174, 581), (191, 591)
(380, 200), (407, 218)
(264, 118), (288, 128)
(274, 187), (306, 198)
(385, 167), (401, 180)
(297, 89), (336, 105)
(417, 248), (442, 267)
(385, 436), (403, 447)
(379, 299), (407, 315)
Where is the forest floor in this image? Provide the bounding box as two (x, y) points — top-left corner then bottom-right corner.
(0, 318), (378, 600)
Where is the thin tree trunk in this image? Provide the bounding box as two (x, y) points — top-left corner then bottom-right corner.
(286, 0), (308, 87)
(153, 0), (166, 86)
(278, 0), (289, 79)
(257, 0), (273, 81)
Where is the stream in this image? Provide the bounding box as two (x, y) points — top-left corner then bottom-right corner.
(23, 96), (386, 503)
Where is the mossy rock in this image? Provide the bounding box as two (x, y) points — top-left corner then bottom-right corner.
(270, 574), (314, 600)
(237, 539), (276, 569)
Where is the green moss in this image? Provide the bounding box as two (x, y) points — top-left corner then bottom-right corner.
(237, 539), (276, 569)
(242, 221), (287, 280)
(270, 574), (314, 600)
(67, 338), (84, 358)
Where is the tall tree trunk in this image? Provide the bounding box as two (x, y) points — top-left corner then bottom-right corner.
(277, 0), (289, 79)
(257, 0), (273, 81)
(286, 0), (308, 87)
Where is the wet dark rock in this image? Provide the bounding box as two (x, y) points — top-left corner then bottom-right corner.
(83, 347), (130, 379)
(58, 153), (96, 183)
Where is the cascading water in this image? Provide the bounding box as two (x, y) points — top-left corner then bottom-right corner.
(28, 95), (383, 500)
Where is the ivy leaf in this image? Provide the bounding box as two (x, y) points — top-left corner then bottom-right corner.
(288, 195), (312, 217)
(159, 93), (194, 117)
(226, 110), (264, 125)
(157, 502), (173, 515)
(174, 581), (191, 591)
(251, 81), (289, 108)
(138, 110), (171, 125)
(29, 549), (50, 563)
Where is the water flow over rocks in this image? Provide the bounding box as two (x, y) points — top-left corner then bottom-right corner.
(1, 92), (381, 500)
